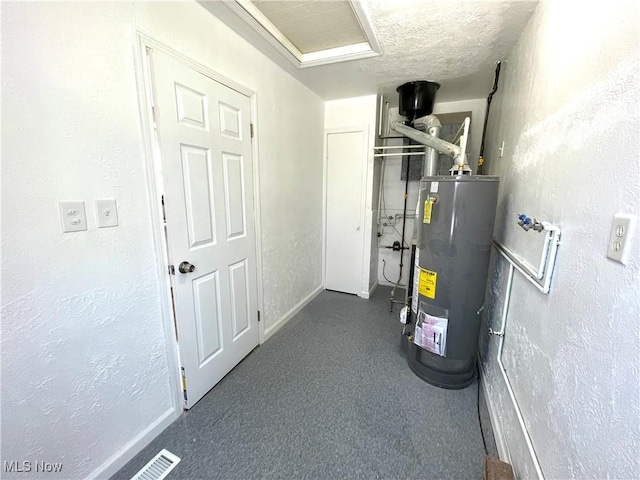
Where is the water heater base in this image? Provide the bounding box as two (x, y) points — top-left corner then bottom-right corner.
(407, 344), (475, 390)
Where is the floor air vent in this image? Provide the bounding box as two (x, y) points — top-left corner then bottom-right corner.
(131, 449), (181, 480)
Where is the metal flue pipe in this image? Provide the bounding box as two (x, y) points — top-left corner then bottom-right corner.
(413, 115), (442, 177)
(412, 114), (441, 131)
(391, 121), (461, 162)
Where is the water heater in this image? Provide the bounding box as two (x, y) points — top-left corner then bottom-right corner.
(409, 175), (499, 388)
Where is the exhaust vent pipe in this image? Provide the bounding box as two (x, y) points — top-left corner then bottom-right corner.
(396, 81), (440, 123)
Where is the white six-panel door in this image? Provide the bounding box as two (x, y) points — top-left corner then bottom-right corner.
(151, 50), (259, 409)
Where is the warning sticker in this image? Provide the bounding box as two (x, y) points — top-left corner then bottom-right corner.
(414, 310), (448, 356)
(418, 269), (437, 299)
(423, 199), (433, 224)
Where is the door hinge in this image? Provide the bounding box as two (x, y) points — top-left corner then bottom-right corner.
(181, 366), (188, 405)
(250, 123), (254, 138)
(168, 265), (175, 275)
(257, 310), (261, 322)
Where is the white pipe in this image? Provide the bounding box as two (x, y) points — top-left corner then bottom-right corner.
(541, 226), (561, 293)
(373, 152), (426, 158)
(493, 240), (545, 292)
(456, 117), (470, 168)
(536, 232), (552, 280)
(493, 263), (545, 480)
(374, 145), (426, 150)
(493, 224), (560, 294)
(452, 117), (468, 145)
(488, 223), (561, 476)
(376, 158), (386, 226)
(534, 223), (559, 280)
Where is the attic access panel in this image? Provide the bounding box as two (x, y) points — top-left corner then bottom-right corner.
(253, 1), (366, 53)
(224, 0), (381, 67)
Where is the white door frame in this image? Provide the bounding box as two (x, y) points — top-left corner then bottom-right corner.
(322, 125), (369, 296)
(132, 30), (266, 413)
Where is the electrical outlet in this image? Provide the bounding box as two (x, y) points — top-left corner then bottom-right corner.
(607, 213), (636, 265)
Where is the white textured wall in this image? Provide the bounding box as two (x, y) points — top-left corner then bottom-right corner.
(1, 2), (323, 478)
(324, 95), (379, 296)
(480, 0), (640, 478)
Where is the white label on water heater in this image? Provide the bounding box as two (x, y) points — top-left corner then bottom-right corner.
(430, 182), (439, 193)
(415, 311), (448, 357)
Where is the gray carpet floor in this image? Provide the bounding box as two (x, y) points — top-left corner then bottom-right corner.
(112, 286), (497, 480)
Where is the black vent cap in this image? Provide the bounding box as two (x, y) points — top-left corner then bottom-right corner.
(397, 81), (441, 122)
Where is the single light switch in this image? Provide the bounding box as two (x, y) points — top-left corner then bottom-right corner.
(59, 201), (87, 232)
(95, 198), (119, 228)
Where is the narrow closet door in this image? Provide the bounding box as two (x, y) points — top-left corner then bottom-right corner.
(325, 128), (367, 294)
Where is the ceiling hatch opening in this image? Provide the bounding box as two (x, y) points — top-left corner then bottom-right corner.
(224, 0), (381, 68)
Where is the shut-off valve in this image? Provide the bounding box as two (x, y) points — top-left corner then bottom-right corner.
(518, 214), (545, 232)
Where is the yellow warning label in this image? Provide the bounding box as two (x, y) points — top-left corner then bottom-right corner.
(419, 269), (437, 299)
(423, 198), (433, 224)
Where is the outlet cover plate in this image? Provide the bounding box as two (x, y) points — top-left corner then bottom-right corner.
(607, 212), (635, 265)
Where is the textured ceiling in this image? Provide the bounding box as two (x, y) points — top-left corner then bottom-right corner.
(359, 0), (539, 102)
(201, 0), (539, 103)
(253, 0), (366, 53)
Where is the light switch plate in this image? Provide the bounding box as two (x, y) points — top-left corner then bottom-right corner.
(607, 212), (636, 265)
(59, 201), (87, 232)
(95, 198), (119, 228)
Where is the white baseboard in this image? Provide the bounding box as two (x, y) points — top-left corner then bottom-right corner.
(480, 364), (511, 464)
(263, 285), (324, 342)
(359, 282), (378, 299)
(89, 407), (179, 479)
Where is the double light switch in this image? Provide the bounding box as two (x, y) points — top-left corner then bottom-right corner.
(59, 201), (88, 232)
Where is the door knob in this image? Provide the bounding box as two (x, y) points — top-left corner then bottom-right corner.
(179, 261), (195, 274)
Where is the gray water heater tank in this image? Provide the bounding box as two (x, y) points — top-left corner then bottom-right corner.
(409, 175), (499, 389)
